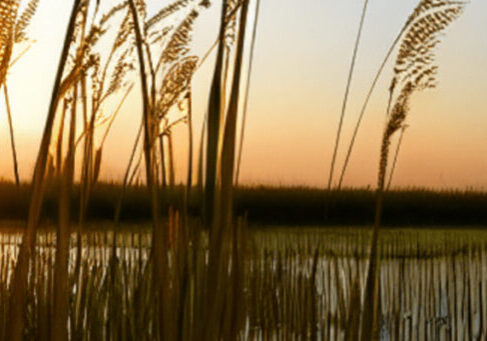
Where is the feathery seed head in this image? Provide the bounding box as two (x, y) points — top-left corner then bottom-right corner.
(0, 0), (20, 84)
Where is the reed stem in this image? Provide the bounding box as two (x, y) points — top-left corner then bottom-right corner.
(338, 26), (406, 189)
(386, 125), (407, 190)
(235, 0), (261, 187)
(327, 0), (369, 190)
(8, 1), (82, 339)
(3, 83), (20, 185)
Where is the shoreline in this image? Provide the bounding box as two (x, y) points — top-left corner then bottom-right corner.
(0, 181), (486, 226)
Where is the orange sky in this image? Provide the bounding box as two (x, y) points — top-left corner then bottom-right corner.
(0, 0), (486, 189)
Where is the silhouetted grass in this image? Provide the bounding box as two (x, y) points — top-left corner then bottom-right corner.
(0, 181), (485, 226)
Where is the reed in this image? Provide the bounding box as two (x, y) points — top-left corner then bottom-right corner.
(52, 79), (77, 340)
(361, 1), (467, 339)
(0, 0), (19, 87)
(3, 224), (487, 338)
(327, 0), (369, 191)
(386, 124), (408, 190)
(184, 89), (194, 218)
(0, 0), (478, 339)
(0, 0), (40, 186)
(7, 1), (82, 338)
(235, 0), (260, 187)
(204, 1), (250, 339)
(127, 1), (167, 337)
(2, 84), (20, 185)
(204, 0), (229, 227)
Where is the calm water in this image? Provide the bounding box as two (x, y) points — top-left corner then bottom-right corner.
(1, 225), (487, 340)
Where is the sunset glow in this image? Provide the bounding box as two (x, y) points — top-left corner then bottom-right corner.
(1, 0), (486, 189)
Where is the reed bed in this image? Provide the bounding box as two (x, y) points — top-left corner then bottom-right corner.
(1, 226), (487, 340)
(0, 0), (475, 339)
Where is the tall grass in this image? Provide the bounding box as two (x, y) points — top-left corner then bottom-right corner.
(0, 0), (40, 186)
(2, 84), (20, 185)
(361, 1), (467, 339)
(203, 1), (250, 339)
(126, 1), (169, 337)
(2, 227), (487, 338)
(0, 0), (476, 339)
(8, 1), (81, 338)
(204, 0), (229, 226)
(235, 0), (260, 187)
(327, 0), (369, 191)
(52, 76), (77, 340)
(0, 1), (19, 86)
(386, 123), (408, 190)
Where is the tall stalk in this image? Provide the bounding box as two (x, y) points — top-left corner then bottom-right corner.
(360, 138), (387, 341)
(327, 0), (369, 190)
(205, 1), (250, 339)
(337, 0), (462, 188)
(159, 135), (168, 187)
(204, 0), (229, 227)
(3, 84), (20, 185)
(127, 0), (168, 338)
(360, 2), (466, 339)
(386, 124), (407, 190)
(235, 0), (260, 187)
(52, 85), (77, 340)
(167, 131), (176, 187)
(185, 90), (194, 218)
(114, 123), (143, 224)
(56, 99), (68, 178)
(74, 7), (91, 294)
(0, 0), (38, 187)
(95, 84), (135, 183)
(337, 30), (405, 189)
(7, 1), (82, 339)
(218, 1), (250, 230)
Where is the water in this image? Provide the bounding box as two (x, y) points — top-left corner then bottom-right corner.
(1, 224), (487, 340)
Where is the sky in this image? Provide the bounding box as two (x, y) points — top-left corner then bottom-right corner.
(0, 0), (486, 189)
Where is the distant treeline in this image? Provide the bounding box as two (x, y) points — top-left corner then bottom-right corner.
(0, 181), (486, 226)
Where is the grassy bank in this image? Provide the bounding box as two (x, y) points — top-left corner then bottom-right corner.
(0, 181), (485, 226)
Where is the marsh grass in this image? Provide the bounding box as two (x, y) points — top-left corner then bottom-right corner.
(0, 0), (40, 186)
(327, 0), (369, 191)
(1, 227), (487, 339)
(386, 124), (408, 190)
(0, 0), (476, 339)
(361, 1), (467, 339)
(1, 182), (487, 225)
(3, 0), (213, 337)
(235, 0), (260, 186)
(204, 0), (230, 226)
(7, 1), (82, 338)
(2, 84), (20, 185)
